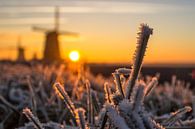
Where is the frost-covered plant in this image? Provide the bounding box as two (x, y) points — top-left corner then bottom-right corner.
(144, 75), (193, 116)
(162, 106), (192, 127)
(97, 24), (166, 129)
(125, 24), (153, 99)
(53, 83), (77, 126)
(22, 108), (44, 129)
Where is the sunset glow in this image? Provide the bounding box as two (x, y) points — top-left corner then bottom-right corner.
(0, 0), (195, 64)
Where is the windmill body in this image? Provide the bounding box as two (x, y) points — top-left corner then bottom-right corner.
(17, 37), (26, 62)
(43, 31), (61, 62)
(17, 46), (25, 62)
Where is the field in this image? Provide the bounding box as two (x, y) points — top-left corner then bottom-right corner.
(1, 62), (195, 129)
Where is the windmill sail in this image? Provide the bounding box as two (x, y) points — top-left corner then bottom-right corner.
(59, 31), (79, 37)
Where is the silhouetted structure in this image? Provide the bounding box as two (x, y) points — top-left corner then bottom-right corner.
(32, 53), (38, 61)
(33, 7), (78, 63)
(16, 37), (26, 62)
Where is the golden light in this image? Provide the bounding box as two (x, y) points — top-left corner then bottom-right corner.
(69, 51), (80, 62)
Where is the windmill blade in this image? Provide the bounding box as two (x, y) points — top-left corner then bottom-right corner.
(32, 26), (49, 32)
(59, 31), (79, 37)
(55, 6), (60, 32)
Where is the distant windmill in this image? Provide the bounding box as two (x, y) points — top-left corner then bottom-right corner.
(32, 7), (79, 62)
(16, 36), (26, 62)
(0, 36), (26, 62)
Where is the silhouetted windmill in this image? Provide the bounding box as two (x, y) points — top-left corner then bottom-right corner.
(32, 7), (79, 62)
(0, 36), (26, 62)
(16, 37), (26, 62)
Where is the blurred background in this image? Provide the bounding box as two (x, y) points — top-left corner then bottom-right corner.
(0, 0), (195, 84)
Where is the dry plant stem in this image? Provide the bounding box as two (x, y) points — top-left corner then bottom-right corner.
(39, 82), (49, 102)
(58, 109), (68, 123)
(104, 82), (112, 103)
(53, 83), (77, 125)
(76, 108), (86, 129)
(54, 83), (75, 115)
(144, 77), (158, 97)
(163, 106), (192, 126)
(99, 112), (108, 129)
(152, 120), (165, 129)
(27, 76), (37, 116)
(113, 72), (125, 98)
(0, 95), (19, 113)
(91, 91), (101, 113)
(86, 80), (94, 124)
(39, 107), (50, 122)
(22, 108), (44, 129)
(125, 24), (153, 99)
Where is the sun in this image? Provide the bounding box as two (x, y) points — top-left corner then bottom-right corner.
(69, 51), (80, 62)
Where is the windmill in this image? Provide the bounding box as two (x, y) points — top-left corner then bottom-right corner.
(0, 36), (26, 62)
(16, 36), (26, 62)
(32, 7), (79, 62)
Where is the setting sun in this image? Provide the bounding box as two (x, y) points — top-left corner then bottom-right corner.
(69, 51), (80, 62)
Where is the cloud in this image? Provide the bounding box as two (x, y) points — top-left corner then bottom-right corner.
(0, 0), (187, 14)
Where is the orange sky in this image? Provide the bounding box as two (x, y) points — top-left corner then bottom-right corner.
(0, 0), (195, 64)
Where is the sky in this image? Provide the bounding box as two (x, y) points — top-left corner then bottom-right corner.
(0, 0), (195, 64)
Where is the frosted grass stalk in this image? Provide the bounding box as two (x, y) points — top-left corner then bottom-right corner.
(86, 80), (94, 124)
(163, 106), (192, 126)
(53, 82), (77, 125)
(144, 77), (158, 97)
(22, 108), (44, 129)
(104, 82), (111, 103)
(113, 72), (125, 98)
(76, 108), (86, 129)
(126, 24), (153, 99)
